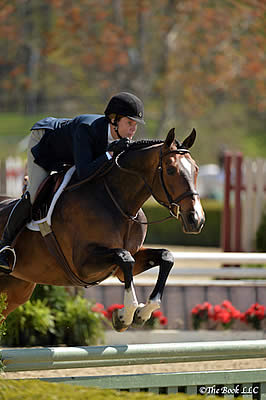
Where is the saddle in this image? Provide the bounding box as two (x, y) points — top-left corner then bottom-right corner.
(24, 162), (113, 287)
(31, 167), (71, 221)
(26, 166), (90, 286)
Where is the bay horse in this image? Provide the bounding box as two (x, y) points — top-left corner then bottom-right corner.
(0, 128), (205, 332)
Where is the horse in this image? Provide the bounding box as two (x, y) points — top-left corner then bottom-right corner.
(0, 128), (205, 332)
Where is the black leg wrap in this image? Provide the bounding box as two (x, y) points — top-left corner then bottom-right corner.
(113, 249), (135, 264)
(161, 249), (174, 264)
(113, 249), (135, 289)
(149, 249), (174, 300)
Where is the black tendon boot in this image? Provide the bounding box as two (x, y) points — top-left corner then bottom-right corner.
(0, 192), (32, 273)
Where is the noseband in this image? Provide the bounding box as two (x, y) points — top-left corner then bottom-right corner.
(104, 145), (199, 224)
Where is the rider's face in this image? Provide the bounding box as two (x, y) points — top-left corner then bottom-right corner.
(112, 117), (138, 140)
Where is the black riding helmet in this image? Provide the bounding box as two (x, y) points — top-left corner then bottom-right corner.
(104, 92), (145, 125)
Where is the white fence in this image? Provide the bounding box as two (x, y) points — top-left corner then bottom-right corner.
(223, 153), (266, 252)
(0, 156), (25, 197)
(242, 158), (266, 251)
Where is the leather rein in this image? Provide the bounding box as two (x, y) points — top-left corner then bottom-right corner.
(104, 146), (199, 225)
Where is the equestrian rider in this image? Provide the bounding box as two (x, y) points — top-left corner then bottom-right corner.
(0, 92), (145, 273)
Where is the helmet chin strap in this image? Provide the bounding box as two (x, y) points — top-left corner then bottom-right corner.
(110, 115), (123, 139)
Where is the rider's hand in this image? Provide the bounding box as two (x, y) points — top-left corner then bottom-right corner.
(107, 138), (132, 155)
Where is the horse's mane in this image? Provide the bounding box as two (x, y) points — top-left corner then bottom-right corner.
(127, 139), (164, 152)
(126, 138), (182, 153)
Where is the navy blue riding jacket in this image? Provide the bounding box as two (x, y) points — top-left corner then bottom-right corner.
(31, 114), (110, 180)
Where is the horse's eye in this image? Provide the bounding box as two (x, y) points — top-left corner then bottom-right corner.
(166, 166), (176, 176)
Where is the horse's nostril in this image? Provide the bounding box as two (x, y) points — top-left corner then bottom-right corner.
(188, 212), (197, 225)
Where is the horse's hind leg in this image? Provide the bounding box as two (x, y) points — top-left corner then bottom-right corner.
(131, 247), (174, 327)
(0, 275), (36, 319)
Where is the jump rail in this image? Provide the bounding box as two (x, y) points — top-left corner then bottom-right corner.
(171, 252), (266, 264)
(1, 340), (266, 396)
(132, 252), (266, 280)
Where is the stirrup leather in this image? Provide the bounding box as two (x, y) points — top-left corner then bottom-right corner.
(0, 246), (16, 272)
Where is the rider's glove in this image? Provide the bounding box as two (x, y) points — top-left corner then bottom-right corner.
(107, 138), (131, 156)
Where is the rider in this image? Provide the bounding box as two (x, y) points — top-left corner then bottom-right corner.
(0, 92), (145, 273)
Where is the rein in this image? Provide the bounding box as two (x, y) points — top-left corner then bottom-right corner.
(65, 143), (198, 225)
(103, 179), (173, 225)
(104, 146), (199, 225)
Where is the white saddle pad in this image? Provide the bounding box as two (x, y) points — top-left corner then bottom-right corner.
(26, 166), (76, 232)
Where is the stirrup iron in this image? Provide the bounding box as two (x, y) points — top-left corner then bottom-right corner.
(0, 246), (16, 272)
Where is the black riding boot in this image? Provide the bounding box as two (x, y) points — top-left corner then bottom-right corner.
(0, 192), (32, 274)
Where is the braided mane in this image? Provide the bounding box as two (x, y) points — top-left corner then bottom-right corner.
(127, 139), (163, 151)
(127, 138), (182, 152)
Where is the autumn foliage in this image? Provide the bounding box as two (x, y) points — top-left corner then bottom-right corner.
(0, 0), (265, 121)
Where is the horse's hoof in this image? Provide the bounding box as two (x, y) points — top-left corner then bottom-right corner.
(112, 309), (130, 332)
(131, 307), (146, 328)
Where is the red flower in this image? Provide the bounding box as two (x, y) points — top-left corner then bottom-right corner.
(152, 310), (163, 318)
(240, 303), (265, 329)
(220, 310), (232, 324)
(159, 316), (168, 326)
(191, 305), (200, 314)
(192, 300), (242, 329)
(91, 303), (105, 313)
(221, 300), (233, 310)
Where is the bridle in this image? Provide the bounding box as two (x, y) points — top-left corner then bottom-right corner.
(155, 147), (199, 218)
(104, 145), (199, 225)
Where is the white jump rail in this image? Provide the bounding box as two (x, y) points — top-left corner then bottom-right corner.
(156, 267), (266, 278)
(1, 340), (266, 371)
(141, 252), (266, 279)
(99, 251), (266, 283)
(171, 252), (266, 264)
(1, 341), (266, 396)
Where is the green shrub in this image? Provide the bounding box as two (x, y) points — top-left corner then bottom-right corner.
(0, 286), (105, 347)
(31, 284), (70, 311)
(0, 292), (7, 337)
(143, 199), (222, 247)
(56, 296), (105, 346)
(256, 211), (266, 251)
(1, 299), (55, 347)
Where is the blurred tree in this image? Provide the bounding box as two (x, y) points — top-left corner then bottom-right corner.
(0, 0), (51, 113)
(0, 0), (265, 153)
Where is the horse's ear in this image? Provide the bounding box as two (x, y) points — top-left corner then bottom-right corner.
(164, 128), (175, 148)
(181, 128), (196, 149)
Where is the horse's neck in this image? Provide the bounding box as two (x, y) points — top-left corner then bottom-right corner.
(108, 146), (160, 215)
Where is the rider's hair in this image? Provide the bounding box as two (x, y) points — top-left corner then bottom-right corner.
(107, 113), (123, 123)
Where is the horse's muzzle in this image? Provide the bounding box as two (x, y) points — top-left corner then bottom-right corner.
(180, 210), (205, 234)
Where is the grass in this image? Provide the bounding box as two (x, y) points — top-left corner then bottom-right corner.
(0, 113), (43, 158)
(0, 113), (44, 137)
(0, 380), (217, 400)
(0, 113), (44, 158)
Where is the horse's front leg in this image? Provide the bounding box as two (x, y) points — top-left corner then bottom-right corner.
(111, 249), (139, 332)
(77, 245), (139, 332)
(0, 274), (36, 319)
(130, 247), (174, 327)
